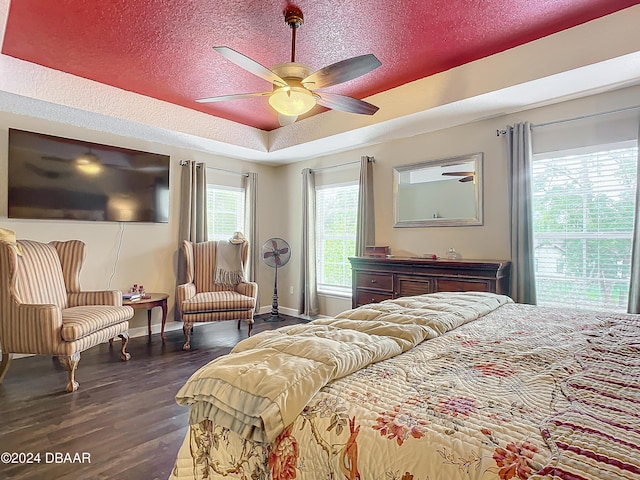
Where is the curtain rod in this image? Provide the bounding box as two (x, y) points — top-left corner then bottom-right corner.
(207, 166), (250, 177)
(179, 160), (249, 177)
(309, 156), (375, 173)
(534, 103), (640, 129)
(496, 103), (640, 136)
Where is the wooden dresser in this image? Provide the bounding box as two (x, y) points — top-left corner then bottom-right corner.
(349, 256), (511, 308)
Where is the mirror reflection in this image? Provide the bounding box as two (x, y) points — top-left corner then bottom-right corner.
(393, 153), (483, 227)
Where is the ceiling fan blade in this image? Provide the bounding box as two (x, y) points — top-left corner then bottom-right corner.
(315, 92), (379, 115)
(25, 162), (71, 179)
(442, 172), (475, 177)
(42, 155), (70, 162)
(302, 54), (381, 89)
(213, 46), (287, 87)
(196, 92), (272, 103)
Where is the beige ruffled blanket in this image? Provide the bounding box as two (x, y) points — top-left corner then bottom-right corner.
(175, 291), (512, 444)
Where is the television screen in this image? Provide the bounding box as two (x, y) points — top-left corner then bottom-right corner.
(7, 129), (170, 223)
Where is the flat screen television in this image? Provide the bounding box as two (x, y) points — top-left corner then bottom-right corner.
(7, 129), (170, 223)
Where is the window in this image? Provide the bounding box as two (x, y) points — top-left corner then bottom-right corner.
(532, 141), (638, 311)
(206, 184), (245, 241)
(315, 182), (358, 292)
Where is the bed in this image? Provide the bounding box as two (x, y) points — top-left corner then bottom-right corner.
(169, 291), (640, 480)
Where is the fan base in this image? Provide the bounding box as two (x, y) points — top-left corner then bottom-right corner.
(284, 7), (303, 29)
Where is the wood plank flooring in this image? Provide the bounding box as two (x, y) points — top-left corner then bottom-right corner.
(0, 315), (307, 480)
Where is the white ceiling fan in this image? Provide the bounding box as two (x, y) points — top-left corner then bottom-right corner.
(196, 6), (382, 126)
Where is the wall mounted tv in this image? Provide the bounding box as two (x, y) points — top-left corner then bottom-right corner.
(7, 129), (170, 223)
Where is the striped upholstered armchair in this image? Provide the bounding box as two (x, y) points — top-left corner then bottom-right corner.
(176, 239), (258, 351)
(0, 238), (134, 392)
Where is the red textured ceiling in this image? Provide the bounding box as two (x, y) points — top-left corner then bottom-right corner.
(2, 0), (638, 131)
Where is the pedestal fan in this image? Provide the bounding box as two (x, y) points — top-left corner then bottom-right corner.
(261, 238), (291, 322)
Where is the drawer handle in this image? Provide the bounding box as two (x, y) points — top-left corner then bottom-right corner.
(371, 279), (377, 284)
(371, 298), (376, 302)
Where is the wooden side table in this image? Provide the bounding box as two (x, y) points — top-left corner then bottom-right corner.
(123, 293), (169, 342)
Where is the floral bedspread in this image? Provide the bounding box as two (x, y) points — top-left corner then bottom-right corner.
(170, 298), (640, 480)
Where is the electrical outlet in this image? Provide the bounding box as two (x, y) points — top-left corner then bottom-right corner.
(290, 286), (294, 295)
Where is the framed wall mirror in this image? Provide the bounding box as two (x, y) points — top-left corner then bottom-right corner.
(393, 152), (483, 227)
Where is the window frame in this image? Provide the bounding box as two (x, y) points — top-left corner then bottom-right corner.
(205, 183), (245, 242)
(315, 180), (359, 296)
(531, 140), (638, 312)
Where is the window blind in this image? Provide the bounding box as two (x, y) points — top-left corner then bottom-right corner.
(315, 182), (358, 289)
(206, 185), (245, 241)
(532, 142), (638, 311)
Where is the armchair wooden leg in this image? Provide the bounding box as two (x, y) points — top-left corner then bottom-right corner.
(119, 333), (131, 361)
(58, 352), (81, 393)
(182, 325), (192, 351)
(0, 353), (13, 383)
(247, 321), (253, 337)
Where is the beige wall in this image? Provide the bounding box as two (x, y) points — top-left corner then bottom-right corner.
(277, 84), (640, 317)
(2, 84), (639, 324)
(0, 113), (283, 334)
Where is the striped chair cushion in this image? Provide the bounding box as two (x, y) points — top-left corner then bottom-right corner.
(61, 305), (133, 341)
(181, 291), (256, 314)
(15, 240), (68, 308)
(182, 310), (254, 329)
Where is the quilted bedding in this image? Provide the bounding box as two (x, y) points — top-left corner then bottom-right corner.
(170, 292), (640, 479)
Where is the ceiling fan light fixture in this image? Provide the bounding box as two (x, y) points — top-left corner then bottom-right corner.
(75, 152), (103, 175)
(268, 86), (316, 116)
(278, 113), (298, 126)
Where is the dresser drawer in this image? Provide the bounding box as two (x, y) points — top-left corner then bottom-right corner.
(355, 272), (393, 291)
(397, 276), (432, 297)
(355, 290), (393, 306)
(436, 278), (492, 292)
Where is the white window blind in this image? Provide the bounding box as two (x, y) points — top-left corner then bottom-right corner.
(532, 141), (638, 311)
(315, 182), (358, 290)
(206, 184), (245, 241)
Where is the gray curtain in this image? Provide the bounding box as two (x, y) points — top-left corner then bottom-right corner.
(243, 171), (261, 312)
(627, 119), (640, 313)
(299, 168), (319, 317)
(243, 172), (258, 283)
(178, 161), (208, 244)
(356, 156), (375, 256)
(508, 122), (537, 304)
(176, 160), (207, 319)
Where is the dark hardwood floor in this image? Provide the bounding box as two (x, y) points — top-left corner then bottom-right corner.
(0, 314), (307, 480)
